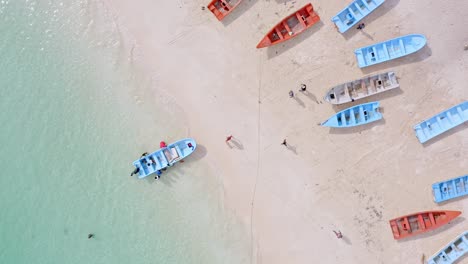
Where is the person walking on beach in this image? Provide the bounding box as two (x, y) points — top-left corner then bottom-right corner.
(356, 23), (365, 30)
(333, 230), (343, 239)
(289, 90), (294, 98)
(300, 84), (307, 92)
(155, 170), (162, 180)
(281, 139), (288, 147)
(226, 135), (233, 143)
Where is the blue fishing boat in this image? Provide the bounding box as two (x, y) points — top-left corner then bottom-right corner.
(354, 34), (427, 68)
(414, 101), (468, 144)
(432, 175), (468, 203)
(427, 231), (468, 264)
(320, 101), (382, 128)
(131, 138), (197, 179)
(331, 0), (385, 33)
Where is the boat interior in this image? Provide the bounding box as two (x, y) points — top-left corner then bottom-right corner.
(431, 234), (468, 263)
(266, 6), (315, 44)
(213, 0), (240, 12)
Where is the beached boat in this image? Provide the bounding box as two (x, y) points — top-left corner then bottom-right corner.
(207, 0), (243, 21)
(131, 138), (197, 179)
(320, 101), (381, 128)
(389, 211), (461, 240)
(432, 175), (468, 203)
(413, 101), (468, 144)
(331, 0), (385, 33)
(323, 71), (399, 105)
(256, 3), (320, 48)
(427, 231), (468, 264)
(354, 34), (427, 68)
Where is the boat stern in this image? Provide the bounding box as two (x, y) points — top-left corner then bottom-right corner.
(354, 49), (367, 68)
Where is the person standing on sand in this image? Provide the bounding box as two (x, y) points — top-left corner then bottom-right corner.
(300, 84), (307, 92)
(333, 230), (343, 239)
(226, 135), (233, 143)
(289, 90), (294, 98)
(357, 23), (365, 30)
(281, 139), (288, 147)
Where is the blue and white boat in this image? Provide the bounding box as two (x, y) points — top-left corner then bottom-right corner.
(320, 101), (382, 128)
(414, 101), (468, 144)
(131, 138), (197, 179)
(427, 231), (468, 264)
(354, 34), (427, 68)
(432, 175), (468, 203)
(331, 0), (385, 33)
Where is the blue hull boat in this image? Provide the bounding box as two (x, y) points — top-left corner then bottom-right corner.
(354, 34), (427, 68)
(321, 101), (382, 128)
(331, 0), (385, 33)
(427, 231), (468, 264)
(132, 138), (197, 179)
(432, 175), (468, 203)
(414, 101), (468, 144)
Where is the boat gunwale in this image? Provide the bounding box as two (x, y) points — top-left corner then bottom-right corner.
(324, 71), (398, 104)
(331, 0), (386, 33)
(256, 3), (320, 48)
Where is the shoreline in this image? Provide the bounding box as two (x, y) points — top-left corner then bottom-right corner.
(103, 0), (468, 263)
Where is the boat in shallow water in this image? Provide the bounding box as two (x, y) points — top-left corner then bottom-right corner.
(331, 0), (385, 33)
(320, 101), (381, 128)
(389, 210), (461, 240)
(413, 101), (468, 144)
(131, 138), (197, 179)
(207, 0), (243, 21)
(323, 71), (399, 105)
(432, 175), (468, 203)
(256, 3), (320, 48)
(354, 34), (427, 68)
(427, 231), (468, 264)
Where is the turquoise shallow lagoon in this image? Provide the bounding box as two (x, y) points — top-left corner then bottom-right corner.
(0, 1), (248, 263)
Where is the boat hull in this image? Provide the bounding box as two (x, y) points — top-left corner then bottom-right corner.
(321, 101), (381, 128)
(354, 34), (427, 68)
(256, 3), (320, 48)
(132, 138), (197, 179)
(432, 175), (468, 203)
(331, 0), (385, 33)
(427, 231), (468, 264)
(389, 211), (461, 240)
(207, 0), (243, 21)
(413, 101), (468, 144)
(324, 71), (399, 105)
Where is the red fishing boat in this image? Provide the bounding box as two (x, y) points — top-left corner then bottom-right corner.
(389, 210), (461, 240)
(256, 3), (320, 49)
(207, 0), (243, 21)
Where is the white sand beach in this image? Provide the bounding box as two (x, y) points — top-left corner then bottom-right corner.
(102, 0), (467, 263)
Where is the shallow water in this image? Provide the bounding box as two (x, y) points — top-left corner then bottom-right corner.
(0, 1), (249, 263)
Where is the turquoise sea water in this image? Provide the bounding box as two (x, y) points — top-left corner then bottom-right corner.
(0, 1), (248, 263)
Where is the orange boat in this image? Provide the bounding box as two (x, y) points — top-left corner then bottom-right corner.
(389, 210), (461, 240)
(256, 3), (320, 49)
(207, 0), (243, 21)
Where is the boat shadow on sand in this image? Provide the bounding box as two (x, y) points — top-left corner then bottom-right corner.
(396, 216), (465, 243)
(360, 45), (432, 75)
(266, 20), (324, 59)
(342, 0), (401, 40)
(327, 118), (386, 135)
(420, 122), (468, 148)
(221, 0), (259, 26)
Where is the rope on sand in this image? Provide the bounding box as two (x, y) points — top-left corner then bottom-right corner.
(250, 51), (263, 264)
